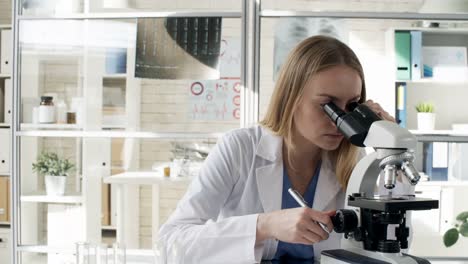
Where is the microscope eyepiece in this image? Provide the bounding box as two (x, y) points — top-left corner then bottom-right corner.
(323, 103), (346, 124)
(322, 102), (381, 147)
(347, 102), (359, 111)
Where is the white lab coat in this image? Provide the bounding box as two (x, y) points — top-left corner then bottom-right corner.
(159, 125), (347, 263)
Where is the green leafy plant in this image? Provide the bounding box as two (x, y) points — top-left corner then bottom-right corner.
(415, 102), (435, 113)
(32, 152), (74, 177)
(443, 211), (468, 247)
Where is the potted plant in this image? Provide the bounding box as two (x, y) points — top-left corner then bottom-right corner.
(443, 211), (468, 247)
(32, 152), (74, 196)
(415, 102), (435, 130)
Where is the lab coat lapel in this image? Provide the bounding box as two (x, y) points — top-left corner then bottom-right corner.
(255, 129), (283, 213)
(313, 155), (342, 211)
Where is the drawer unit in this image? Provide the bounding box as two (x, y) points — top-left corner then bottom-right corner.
(0, 228), (11, 263)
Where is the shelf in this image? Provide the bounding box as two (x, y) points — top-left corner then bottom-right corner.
(0, 123), (10, 128)
(410, 130), (468, 142)
(21, 193), (82, 204)
(0, 73), (11, 78)
(21, 123), (82, 130)
(17, 245), (74, 254)
(410, 129), (468, 135)
(104, 171), (192, 185)
(18, 11), (242, 20)
(102, 124), (126, 130)
(418, 181), (468, 187)
(101, 225), (116, 230)
(18, 245), (154, 261)
(396, 78), (468, 84)
(259, 10), (468, 20)
(17, 130), (224, 139)
(0, 24), (11, 29)
(102, 73), (127, 79)
(0, 222), (10, 227)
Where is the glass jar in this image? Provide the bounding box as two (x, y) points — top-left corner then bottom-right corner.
(38, 96), (55, 123)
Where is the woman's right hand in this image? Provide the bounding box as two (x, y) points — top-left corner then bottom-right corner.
(256, 208), (335, 245)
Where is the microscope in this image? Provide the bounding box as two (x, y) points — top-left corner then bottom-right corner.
(320, 102), (438, 264)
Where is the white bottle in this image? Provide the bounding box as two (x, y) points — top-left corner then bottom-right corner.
(56, 100), (67, 124)
(38, 96), (55, 124)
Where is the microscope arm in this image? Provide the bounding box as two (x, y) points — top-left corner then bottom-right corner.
(345, 152), (380, 206)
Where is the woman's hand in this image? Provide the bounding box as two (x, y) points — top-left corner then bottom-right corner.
(256, 208), (335, 245)
(364, 100), (396, 123)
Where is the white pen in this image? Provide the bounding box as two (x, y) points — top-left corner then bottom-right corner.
(288, 188), (331, 234)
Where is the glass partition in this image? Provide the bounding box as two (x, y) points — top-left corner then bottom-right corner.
(258, 17), (468, 123)
(18, 135), (217, 263)
(18, 18), (242, 134)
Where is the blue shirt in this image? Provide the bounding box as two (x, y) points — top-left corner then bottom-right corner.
(273, 161), (321, 261)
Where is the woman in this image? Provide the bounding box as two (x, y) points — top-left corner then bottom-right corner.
(159, 35), (395, 263)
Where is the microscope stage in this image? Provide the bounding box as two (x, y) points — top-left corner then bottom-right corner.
(348, 196), (438, 212)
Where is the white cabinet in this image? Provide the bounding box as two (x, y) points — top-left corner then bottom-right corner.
(410, 183), (468, 257)
(0, 228), (11, 263)
(0, 29), (11, 75)
(412, 185), (441, 234)
(0, 129), (9, 174)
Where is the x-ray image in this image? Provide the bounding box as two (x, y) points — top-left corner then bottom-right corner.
(273, 17), (349, 80)
(135, 17), (222, 80)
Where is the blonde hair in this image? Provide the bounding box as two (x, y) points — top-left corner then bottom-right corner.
(260, 35), (366, 190)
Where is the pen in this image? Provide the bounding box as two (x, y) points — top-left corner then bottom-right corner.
(288, 188), (331, 234)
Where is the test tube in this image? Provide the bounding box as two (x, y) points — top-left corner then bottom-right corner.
(96, 243), (108, 264)
(112, 242), (126, 264)
(76, 242), (90, 264)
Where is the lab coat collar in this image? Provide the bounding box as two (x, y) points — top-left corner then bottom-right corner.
(256, 127), (282, 162)
(313, 154), (343, 211)
(256, 127), (283, 213)
(255, 127), (342, 213)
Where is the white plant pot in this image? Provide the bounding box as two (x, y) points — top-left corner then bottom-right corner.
(417, 113), (436, 130)
(45, 175), (66, 196)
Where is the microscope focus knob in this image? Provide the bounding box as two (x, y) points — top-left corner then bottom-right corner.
(331, 209), (358, 233)
(377, 240), (400, 253)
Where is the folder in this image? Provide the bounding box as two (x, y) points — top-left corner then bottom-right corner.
(395, 31), (411, 80)
(423, 143), (448, 181)
(396, 83), (407, 128)
(410, 31), (422, 80)
(0, 177), (9, 222)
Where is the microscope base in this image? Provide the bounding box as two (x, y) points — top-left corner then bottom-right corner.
(321, 249), (430, 264)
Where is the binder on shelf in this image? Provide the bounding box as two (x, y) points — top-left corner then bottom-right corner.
(0, 177), (9, 222)
(423, 142), (448, 181)
(396, 82), (407, 128)
(410, 31), (422, 80)
(102, 183), (110, 226)
(395, 31), (411, 80)
(4, 78), (11, 124)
